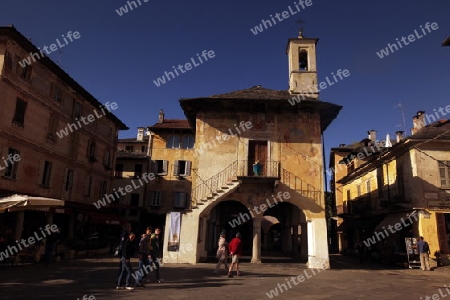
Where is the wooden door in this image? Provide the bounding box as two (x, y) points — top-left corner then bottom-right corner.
(248, 141), (267, 176)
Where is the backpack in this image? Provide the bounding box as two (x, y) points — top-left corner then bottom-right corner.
(423, 242), (430, 253)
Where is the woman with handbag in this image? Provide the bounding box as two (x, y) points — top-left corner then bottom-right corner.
(213, 232), (229, 275)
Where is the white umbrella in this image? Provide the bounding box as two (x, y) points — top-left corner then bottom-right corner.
(0, 194), (64, 213)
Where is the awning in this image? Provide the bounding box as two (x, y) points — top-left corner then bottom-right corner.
(337, 216), (384, 232)
(0, 194), (65, 213)
(374, 211), (417, 231)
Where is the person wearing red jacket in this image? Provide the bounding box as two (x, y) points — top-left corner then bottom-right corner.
(227, 233), (243, 277)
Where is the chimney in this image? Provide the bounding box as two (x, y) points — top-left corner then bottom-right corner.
(367, 129), (377, 142)
(395, 131), (404, 143)
(137, 127), (145, 141)
(158, 109), (165, 124)
(339, 143), (346, 147)
(412, 111), (426, 135)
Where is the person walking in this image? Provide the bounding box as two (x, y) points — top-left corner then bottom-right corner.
(417, 236), (431, 271)
(115, 223), (131, 286)
(213, 231), (229, 275)
(116, 232), (137, 290)
(44, 228), (60, 264)
(149, 228), (163, 283)
(227, 233), (243, 278)
(135, 226), (152, 287)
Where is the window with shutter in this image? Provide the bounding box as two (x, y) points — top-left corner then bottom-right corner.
(439, 161), (450, 188)
(12, 98), (27, 126)
(166, 135), (180, 148)
(104, 151), (111, 169)
(173, 160), (191, 177)
(181, 135), (195, 149)
(51, 83), (63, 103)
(173, 192), (188, 208)
(47, 116), (58, 141)
(148, 191), (162, 207)
(65, 169), (74, 191)
(41, 161), (52, 187)
(3, 148), (20, 179)
(155, 160), (168, 175)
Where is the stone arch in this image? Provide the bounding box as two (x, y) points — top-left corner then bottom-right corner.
(261, 201), (309, 262)
(199, 199), (253, 258)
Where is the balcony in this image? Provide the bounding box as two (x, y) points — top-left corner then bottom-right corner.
(348, 197), (373, 215)
(236, 160), (280, 178)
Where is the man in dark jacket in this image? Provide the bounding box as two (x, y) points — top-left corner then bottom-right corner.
(115, 223), (131, 285)
(116, 232), (136, 290)
(135, 226), (152, 287)
(149, 228), (163, 283)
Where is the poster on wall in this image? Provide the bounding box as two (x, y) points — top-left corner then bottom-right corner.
(168, 212), (181, 251)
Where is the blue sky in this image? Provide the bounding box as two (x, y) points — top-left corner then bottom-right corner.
(3, 0), (450, 179)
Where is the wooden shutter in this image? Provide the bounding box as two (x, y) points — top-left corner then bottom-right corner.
(162, 160), (168, 175)
(173, 160), (179, 176)
(185, 161), (191, 176)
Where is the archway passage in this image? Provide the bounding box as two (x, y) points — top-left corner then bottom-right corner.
(261, 202), (308, 263)
(203, 200), (252, 261)
(200, 199), (308, 264)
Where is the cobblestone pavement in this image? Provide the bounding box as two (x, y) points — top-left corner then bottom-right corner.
(0, 254), (449, 300)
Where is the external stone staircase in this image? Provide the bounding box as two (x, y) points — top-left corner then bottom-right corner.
(280, 168), (322, 205)
(189, 163), (323, 210)
(194, 180), (241, 208)
(190, 161), (240, 209)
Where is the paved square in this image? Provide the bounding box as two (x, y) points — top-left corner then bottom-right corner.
(0, 255), (448, 300)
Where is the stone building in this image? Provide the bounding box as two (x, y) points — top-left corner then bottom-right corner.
(0, 26), (128, 244)
(331, 111), (450, 265)
(113, 127), (150, 224)
(145, 111), (196, 236)
(159, 32), (342, 268)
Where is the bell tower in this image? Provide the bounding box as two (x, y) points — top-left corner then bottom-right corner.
(286, 30), (319, 99)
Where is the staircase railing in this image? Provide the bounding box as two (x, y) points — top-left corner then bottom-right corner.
(281, 168), (322, 204)
(191, 161), (238, 207)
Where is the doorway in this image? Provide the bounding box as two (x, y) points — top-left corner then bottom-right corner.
(248, 140), (268, 176)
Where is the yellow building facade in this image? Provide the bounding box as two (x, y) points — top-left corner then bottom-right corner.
(331, 113), (450, 266)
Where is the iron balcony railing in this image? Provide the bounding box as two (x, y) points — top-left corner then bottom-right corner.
(237, 160), (280, 177)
